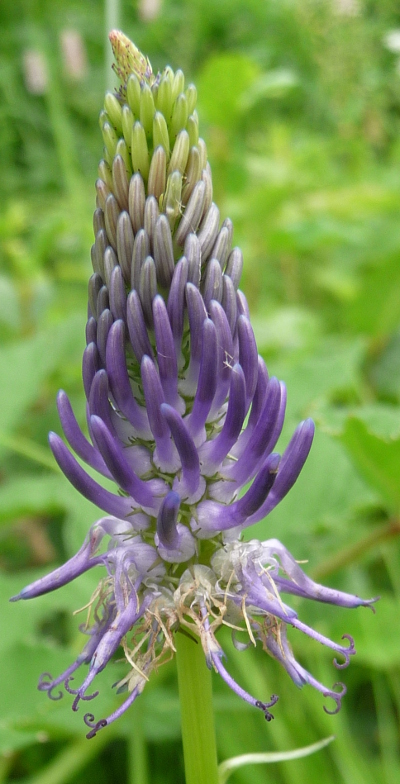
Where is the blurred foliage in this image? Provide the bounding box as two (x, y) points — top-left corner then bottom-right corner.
(1, 1), (400, 783)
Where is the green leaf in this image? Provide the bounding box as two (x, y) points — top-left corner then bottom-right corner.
(0, 314), (83, 460)
(340, 415), (400, 510)
(250, 430), (376, 542)
(272, 337), (366, 418)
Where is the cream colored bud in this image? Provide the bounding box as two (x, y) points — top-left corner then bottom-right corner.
(148, 146), (167, 200)
(168, 130), (190, 176)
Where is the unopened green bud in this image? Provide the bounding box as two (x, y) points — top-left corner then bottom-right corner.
(104, 92), (123, 132)
(197, 202), (220, 259)
(153, 112), (170, 158)
(102, 122), (119, 160)
(116, 139), (132, 175)
(122, 105), (135, 147)
(116, 211), (134, 282)
(131, 121), (149, 181)
(95, 178), (111, 212)
(104, 193), (121, 250)
(129, 173), (145, 233)
(154, 214), (175, 287)
(182, 146), (202, 205)
(187, 112), (199, 147)
(170, 93), (189, 140)
(156, 75), (173, 121)
(163, 66), (174, 83)
(98, 159), (113, 190)
(93, 207), (106, 236)
(127, 74), (141, 116)
(139, 256), (157, 326)
(162, 170), (183, 228)
(109, 30), (153, 87)
(185, 84), (197, 115)
(99, 109), (109, 130)
(201, 163), (213, 216)
(148, 145), (167, 200)
(172, 69), (185, 101)
(144, 195), (159, 244)
(103, 146), (113, 168)
(140, 82), (155, 137)
(103, 246), (118, 287)
(112, 154), (129, 211)
(198, 138), (208, 170)
(168, 129), (190, 176)
(175, 180), (206, 247)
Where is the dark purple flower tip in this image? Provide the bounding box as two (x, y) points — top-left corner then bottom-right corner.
(126, 289), (154, 363)
(186, 318), (218, 437)
(181, 282), (207, 395)
(221, 377), (283, 485)
(160, 403), (204, 501)
(152, 295), (184, 412)
(167, 257), (188, 358)
(82, 342), (101, 400)
(237, 316), (258, 411)
(156, 490), (196, 563)
(48, 431), (134, 519)
(109, 264), (127, 322)
(221, 274), (238, 335)
(245, 417), (315, 524)
(57, 390), (112, 479)
(96, 309), (114, 366)
(193, 453), (280, 537)
(156, 490), (181, 548)
(199, 363), (246, 475)
(106, 320), (151, 438)
(89, 415), (162, 509)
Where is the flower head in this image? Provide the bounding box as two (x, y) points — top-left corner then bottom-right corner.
(12, 31), (376, 738)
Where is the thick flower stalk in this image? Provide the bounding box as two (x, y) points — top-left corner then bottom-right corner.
(12, 32), (376, 740)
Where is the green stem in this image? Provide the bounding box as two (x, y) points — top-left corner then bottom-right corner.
(128, 700), (149, 784)
(175, 632), (219, 784)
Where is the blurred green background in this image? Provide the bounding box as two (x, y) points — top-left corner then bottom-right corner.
(1, 1), (400, 782)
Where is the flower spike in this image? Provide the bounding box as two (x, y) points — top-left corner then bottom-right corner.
(12, 31), (376, 737)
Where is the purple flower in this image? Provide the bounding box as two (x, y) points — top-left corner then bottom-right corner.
(12, 31), (376, 738)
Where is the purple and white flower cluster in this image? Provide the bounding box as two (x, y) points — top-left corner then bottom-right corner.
(12, 32), (375, 738)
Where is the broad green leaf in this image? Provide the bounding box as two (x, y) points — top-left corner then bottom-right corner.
(271, 337), (365, 419)
(340, 416), (400, 510)
(250, 430), (376, 542)
(0, 314), (83, 460)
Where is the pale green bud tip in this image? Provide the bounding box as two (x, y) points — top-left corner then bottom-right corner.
(109, 30), (153, 88)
